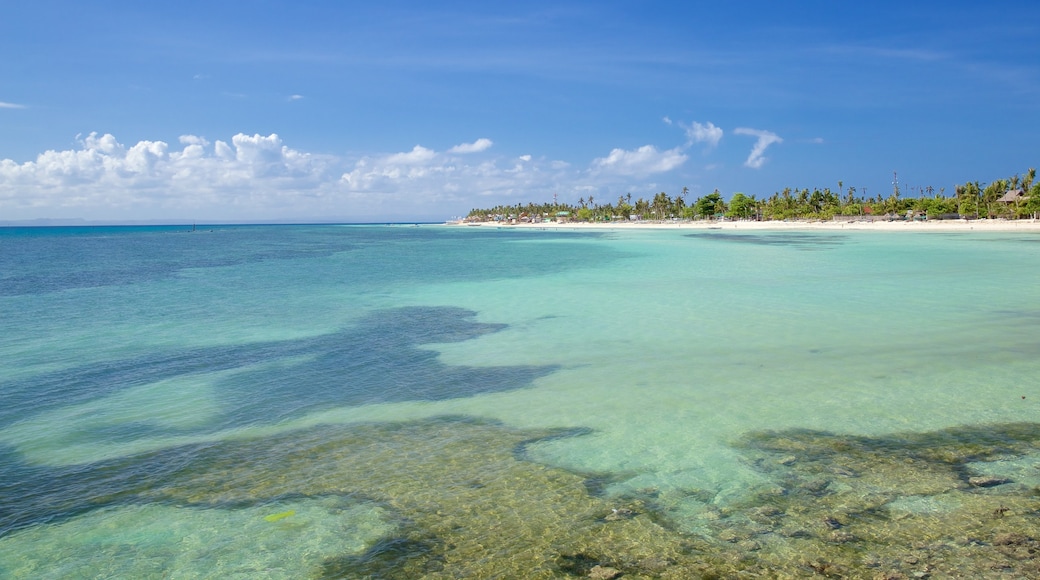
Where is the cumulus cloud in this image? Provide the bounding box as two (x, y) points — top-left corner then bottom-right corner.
(179, 135), (209, 146)
(0, 101), (26, 109)
(385, 145), (437, 165)
(0, 132), (333, 219)
(339, 138), (525, 198)
(448, 138), (493, 154)
(683, 121), (723, 149)
(178, 135), (209, 159)
(1, 132), (695, 221)
(734, 128), (782, 169)
(591, 145), (687, 177)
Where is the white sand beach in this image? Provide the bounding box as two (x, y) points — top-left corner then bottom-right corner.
(451, 218), (1040, 233)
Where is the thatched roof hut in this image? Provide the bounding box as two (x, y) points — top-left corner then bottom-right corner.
(998, 189), (1027, 204)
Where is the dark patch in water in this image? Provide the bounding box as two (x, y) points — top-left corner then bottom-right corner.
(0, 307), (558, 431)
(0, 225), (356, 296)
(513, 426), (593, 462)
(0, 341), (315, 425)
(684, 231), (848, 250)
(320, 534), (439, 579)
(740, 423), (1040, 463)
(582, 472), (633, 497)
(215, 306), (558, 429)
(0, 225), (613, 296)
(557, 552), (606, 576)
(992, 308), (1040, 321)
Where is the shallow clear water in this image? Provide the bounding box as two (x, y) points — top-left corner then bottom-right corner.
(2, 224), (1039, 577)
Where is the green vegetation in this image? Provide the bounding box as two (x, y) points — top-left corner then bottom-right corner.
(467, 168), (1040, 223)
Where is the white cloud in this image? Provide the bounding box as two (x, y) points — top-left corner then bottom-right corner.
(337, 139), (494, 198)
(734, 128), (782, 169)
(591, 145), (687, 177)
(0, 132), (695, 221)
(448, 138), (493, 154)
(214, 140), (235, 160)
(683, 121), (723, 149)
(0, 101), (26, 109)
(179, 135), (209, 146)
(178, 135), (209, 159)
(0, 132), (335, 219)
(125, 140), (169, 174)
(662, 116), (673, 125)
(385, 145), (437, 165)
(232, 133), (285, 165)
(289, 94), (304, 101)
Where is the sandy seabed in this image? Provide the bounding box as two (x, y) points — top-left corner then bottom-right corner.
(450, 218), (1040, 233)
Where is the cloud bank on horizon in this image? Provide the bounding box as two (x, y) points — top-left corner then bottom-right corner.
(0, 123), (775, 221)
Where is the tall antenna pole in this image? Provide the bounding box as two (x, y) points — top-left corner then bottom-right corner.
(892, 171), (899, 197)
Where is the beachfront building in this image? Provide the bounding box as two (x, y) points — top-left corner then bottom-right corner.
(998, 189), (1028, 205)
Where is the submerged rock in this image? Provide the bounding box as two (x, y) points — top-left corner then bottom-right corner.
(968, 475), (1011, 488)
(992, 532), (1031, 546)
(587, 564), (620, 579)
(828, 530), (855, 544)
(822, 516), (843, 529)
(603, 506), (637, 521)
(830, 465), (858, 477)
(800, 478), (831, 494)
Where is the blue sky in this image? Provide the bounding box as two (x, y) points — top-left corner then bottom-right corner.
(2, 1), (1038, 222)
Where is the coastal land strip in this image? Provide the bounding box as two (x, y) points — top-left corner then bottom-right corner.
(449, 218), (1040, 233)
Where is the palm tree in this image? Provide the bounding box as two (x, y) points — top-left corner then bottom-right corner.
(652, 191), (671, 220)
(1024, 168), (1037, 192)
(634, 197), (650, 218)
(674, 193), (687, 217)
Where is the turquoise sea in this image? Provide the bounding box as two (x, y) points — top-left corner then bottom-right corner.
(2, 224), (1040, 578)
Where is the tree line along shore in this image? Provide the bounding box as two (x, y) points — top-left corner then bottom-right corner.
(466, 168), (1039, 224)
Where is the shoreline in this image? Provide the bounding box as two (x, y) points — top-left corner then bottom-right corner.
(447, 218), (1040, 233)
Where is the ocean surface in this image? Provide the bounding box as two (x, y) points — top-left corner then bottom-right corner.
(1, 224), (1039, 578)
